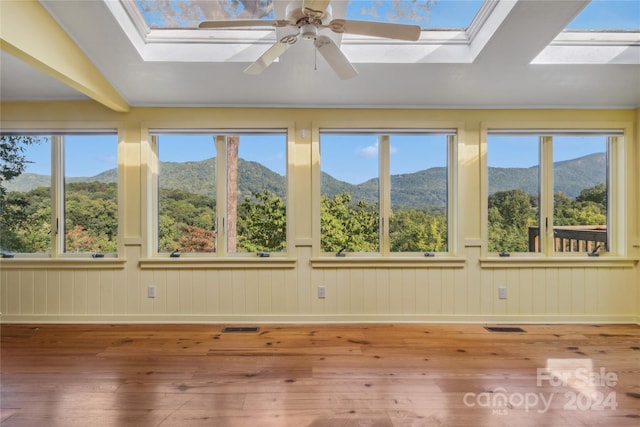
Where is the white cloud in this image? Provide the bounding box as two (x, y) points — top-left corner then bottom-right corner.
(357, 143), (378, 158)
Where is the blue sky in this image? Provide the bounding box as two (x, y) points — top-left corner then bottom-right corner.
(321, 133), (449, 184)
(136, 0), (639, 30)
(157, 133), (286, 175)
(23, 135), (118, 177)
(136, 0), (485, 28)
(568, 0), (640, 30)
(22, 132), (610, 184)
(487, 135), (607, 169)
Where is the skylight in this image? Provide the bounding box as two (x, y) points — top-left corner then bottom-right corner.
(133, 0), (274, 28)
(132, 0), (484, 30)
(566, 0), (640, 31)
(344, 0), (483, 29)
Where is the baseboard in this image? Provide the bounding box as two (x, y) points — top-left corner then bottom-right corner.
(0, 313), (637, 324)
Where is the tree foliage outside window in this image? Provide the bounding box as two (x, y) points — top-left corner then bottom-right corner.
(155, 133), (287, 254)
(237, 190), (286, 252)
(320, 131), (450, 254)
(0, 134), (118, 254)
(0, 135), (43, 197)
(320, 192), (379, 253)
(0, 135), (49, 253)
(487, 134), (610, 254)
(389, 208), (447, 252)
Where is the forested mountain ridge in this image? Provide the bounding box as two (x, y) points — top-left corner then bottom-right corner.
(6, 153), (605, 208)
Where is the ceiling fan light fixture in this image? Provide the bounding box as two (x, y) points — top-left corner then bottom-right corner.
(300, 23), (317, 40)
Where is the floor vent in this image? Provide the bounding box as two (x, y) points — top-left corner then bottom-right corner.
(222, 327), (260, 333)
(484, 326), (526, 333)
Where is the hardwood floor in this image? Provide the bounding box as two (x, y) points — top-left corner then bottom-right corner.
(1, 323), (639, 426)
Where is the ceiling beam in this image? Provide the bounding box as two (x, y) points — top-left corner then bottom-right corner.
(0, 0), (129, 112)
(473, 0), (588, 65)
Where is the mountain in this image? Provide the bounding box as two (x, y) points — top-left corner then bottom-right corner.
(488, 152), (606, 198)
(5, 153), (606, 209)
(321, 167), (448, 209)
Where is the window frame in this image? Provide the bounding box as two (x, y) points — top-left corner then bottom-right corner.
(0, 127), (122, 260)
(146, 128), (293, 261)
(313, 127), (459, 262)
(481, 125), (628, 263)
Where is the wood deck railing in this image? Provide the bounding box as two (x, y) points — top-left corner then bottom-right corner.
(528, 225), (607, 253)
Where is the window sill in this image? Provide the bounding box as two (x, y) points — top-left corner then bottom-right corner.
(310, 256), (466, 269)
(139, 257), (297, 269)
(480, 256), (638, 268)
(0, 258), (127, 270)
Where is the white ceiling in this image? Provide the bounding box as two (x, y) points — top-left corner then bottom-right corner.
(1, 0), (639, 110)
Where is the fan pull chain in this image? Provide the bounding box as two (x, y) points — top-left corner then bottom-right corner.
(314, 41), (318, 71)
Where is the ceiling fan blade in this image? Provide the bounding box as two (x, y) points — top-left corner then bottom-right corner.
(314, 35), (358, 80)
(199, 19), (290, 29)
(244, 35), (298, 75)
(329, 19), (421, 41)
(302, 0), (331, 18)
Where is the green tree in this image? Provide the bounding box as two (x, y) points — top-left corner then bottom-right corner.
(237, 190), (286, 252)
(488, 189), (537, 252)
(575, 183), (606, 208)
(0, 186), (51, 252)
(65, 182), (118, 252)
(554, 185), (606, 226)
(389, 208), (447, 252)
(0, 136), (45, 251)
(158, 188), (215, 252)
(320, 191), (378, 253)
(0, 135), (43, 198)
(158, 215), (179, 251)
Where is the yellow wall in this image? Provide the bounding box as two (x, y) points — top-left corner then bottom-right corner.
(1, 102), (638, 323)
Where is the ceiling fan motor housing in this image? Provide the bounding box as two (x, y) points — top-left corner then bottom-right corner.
(300, 23), (317, 40)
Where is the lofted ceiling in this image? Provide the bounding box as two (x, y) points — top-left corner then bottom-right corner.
(0, 0), (639, 111)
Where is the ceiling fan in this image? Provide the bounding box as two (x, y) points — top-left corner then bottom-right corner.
(198, 0), (421, 79)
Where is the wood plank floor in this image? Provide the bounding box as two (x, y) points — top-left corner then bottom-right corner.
(1, 323), (639, 426)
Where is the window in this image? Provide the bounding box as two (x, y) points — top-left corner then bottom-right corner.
(0, 132), (119, 256)
(486, 131), (620, 256)
(157, 135), (216, 253)
(153, 131), (287, 256)
(552, 135), (608, 254)
(320, 130), (453, 255)
(487, 135), (540, 253)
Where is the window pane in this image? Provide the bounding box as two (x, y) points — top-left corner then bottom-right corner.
(320, 133), (380, 253)
(64, 135), (118, 253)
(228, 133), (287, 253)
(389, 134), (448, 252)
(553, 136), (608, 253)
(487, 135), (540, 253)
(157, 135), (216, 253)
(0, 135), (52, 254)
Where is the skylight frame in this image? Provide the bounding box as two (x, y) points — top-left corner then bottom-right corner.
(129, 0), (487, 31)
(533, 0), (640, 66)
(113, 0), (499, 64)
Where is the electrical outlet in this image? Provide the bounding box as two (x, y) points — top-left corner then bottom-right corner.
(498, 286), (507, 299)
(148, 285), (157, 298)
(318, 285), (326, 299)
